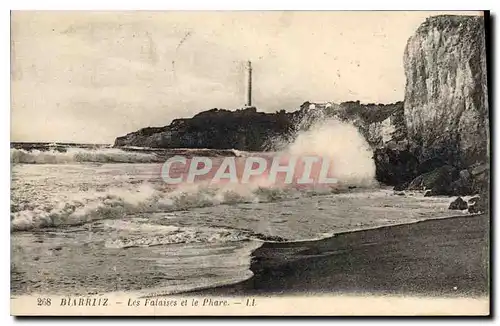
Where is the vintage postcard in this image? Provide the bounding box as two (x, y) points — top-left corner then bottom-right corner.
(10, 10), (490, 316)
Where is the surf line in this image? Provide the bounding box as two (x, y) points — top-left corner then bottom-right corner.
(159, 155), (338, 185)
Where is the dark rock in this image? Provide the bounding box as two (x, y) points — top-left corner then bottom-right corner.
(469, 163), (490, 194)
(407, 175), (424, 190)
(423, 190), (433, 197)
(449, 169), (473, 196)
(374, 141), (419, 187)
(417, 158), (448, 175)
(468, 195), (489, 214)
(449, 197), (468, 210)
(407, 165), (457, 195)
(393, 181), (410, 191)
(468, 196), (480, 205)
(406, 162), (489, 197)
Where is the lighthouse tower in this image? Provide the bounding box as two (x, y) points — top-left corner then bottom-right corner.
(244, 60), (253, 108)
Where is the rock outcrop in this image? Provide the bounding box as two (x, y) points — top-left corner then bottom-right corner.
(449, 197), (468, 210)
(468, 195), (488, 214)
(114, 107), (299, 151)
(407, 165), (457, 195)
(373, 140), (419, 187)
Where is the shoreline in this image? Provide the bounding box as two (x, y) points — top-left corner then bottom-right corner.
(11, 187), (489, 298)
(187, 213), (490, 297)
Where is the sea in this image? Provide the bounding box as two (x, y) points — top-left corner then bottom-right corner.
(10, 122), (470, 297)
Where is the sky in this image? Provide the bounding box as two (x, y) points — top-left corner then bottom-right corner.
(11, 11), (482, 143)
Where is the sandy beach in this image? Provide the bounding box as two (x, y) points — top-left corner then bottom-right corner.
(11, 212), (490, 316)
(190, 213), (490, 297)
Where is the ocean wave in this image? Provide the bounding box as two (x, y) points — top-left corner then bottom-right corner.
(10, 147), (247, 165)
(102, 221), (261, 248)
(11, 148), (161, 164)
(10, 181), (355, 232)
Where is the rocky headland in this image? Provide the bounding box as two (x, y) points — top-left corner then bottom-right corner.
(114, 101), (404, 151)
(114, 15), (489, 208)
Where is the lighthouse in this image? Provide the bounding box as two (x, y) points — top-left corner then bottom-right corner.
(245, 60), (253, 108)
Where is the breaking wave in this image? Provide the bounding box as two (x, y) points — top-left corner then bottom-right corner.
(285, 118), (376, 187)
(11, 148), (160, 164)
(10, 147), (245, 164)
(102, 220), (281, 248)
(11, 181), (348, 231)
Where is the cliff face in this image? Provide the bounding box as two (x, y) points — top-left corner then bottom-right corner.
(403, 15), (489, 169)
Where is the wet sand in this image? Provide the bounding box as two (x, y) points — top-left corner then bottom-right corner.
(191, 213), (490, 297)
